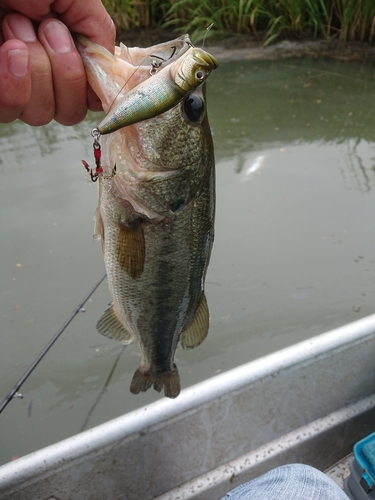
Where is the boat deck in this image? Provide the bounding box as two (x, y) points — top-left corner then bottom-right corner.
(326, 454), (352, 488)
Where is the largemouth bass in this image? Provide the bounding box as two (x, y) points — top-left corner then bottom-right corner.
(76, 35), (217, 399)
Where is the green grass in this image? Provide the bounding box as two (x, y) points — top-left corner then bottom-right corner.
(103, 0), (375, 44)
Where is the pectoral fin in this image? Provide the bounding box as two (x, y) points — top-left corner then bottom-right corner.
(117, 219), (145, 279)
(94, 208), (104, 242)
(96, 305), (134, 344)
(180, 294), (209, 350)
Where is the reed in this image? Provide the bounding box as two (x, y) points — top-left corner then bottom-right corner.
(104, 0), (375, 44)
(332, 0), (375, 41)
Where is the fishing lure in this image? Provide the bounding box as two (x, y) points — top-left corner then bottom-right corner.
(96, 45), (218, 135)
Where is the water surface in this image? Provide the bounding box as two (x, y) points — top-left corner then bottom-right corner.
(0, 56), (374, 464)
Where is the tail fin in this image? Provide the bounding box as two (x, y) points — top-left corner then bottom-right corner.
(130, 365), (180, 399)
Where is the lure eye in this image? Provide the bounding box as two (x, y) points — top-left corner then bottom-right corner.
(183, 94), (205, 123)
(195, 70), (205, 82)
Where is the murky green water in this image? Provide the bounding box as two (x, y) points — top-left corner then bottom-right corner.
(0, 56), (374, 465)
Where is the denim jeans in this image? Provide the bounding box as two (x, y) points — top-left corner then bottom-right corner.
(221, 464), (350, 500)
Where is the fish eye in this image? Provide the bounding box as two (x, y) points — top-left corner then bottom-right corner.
(195, 70), (205, 81)
(182, 93), (205, 123)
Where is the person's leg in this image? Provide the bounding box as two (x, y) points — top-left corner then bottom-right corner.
(221, 464), (350, 500)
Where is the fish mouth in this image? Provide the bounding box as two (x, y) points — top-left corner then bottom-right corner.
(75, 34), (139, 112)
(74, 34), (194, 114)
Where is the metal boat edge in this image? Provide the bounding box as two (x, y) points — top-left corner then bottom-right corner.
(154, 394), (375, 499)
(0, 314), (375, 500)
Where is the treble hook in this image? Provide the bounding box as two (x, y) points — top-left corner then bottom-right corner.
(81, 128), (103, 182)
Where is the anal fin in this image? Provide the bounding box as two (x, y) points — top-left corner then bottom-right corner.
(96, 305), (134, 344)
(117, 219), (145, 279)
(180, 294), (209, 350)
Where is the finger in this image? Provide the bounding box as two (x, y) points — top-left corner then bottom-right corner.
(46, 0), (116, 53)
(0, 1), (51, 22)
(0, 0), (116, 53)
(38, 19), (87, 125)
(50, 0), (115, 110)
(3, 13), (55, 126)
(0, 39), (31, 123)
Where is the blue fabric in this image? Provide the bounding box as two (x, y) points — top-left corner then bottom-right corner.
(221, 464), (350, 500)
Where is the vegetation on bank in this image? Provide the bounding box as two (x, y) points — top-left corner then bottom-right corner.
(103, 0), (375, 44)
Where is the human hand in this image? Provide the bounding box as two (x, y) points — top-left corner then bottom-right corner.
(0, 0), (115, 126)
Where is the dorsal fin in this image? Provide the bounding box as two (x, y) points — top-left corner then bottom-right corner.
(96, 305), (134, 344)
(180, 294), (209, 350)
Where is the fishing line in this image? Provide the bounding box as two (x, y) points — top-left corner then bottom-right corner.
(105, 61), (144, 117)
(80, 344), (126, 433)
(105, 51), (166, 117)
(0, 272), (107, 415)
(202, 23), (214, 48)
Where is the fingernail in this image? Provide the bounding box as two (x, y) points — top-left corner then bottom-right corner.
(7, 14), (36, 42)
(7, 49), (29, 77)
(44, 21), (74, 54)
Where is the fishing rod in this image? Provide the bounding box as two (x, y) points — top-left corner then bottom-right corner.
(0, 272), (107, 415)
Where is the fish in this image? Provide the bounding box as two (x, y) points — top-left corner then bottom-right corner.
(76, 35), (217, 399)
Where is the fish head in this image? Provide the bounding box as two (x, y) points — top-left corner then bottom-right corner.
(75, 35), (217, 115)
(76, 34), (217, 219)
